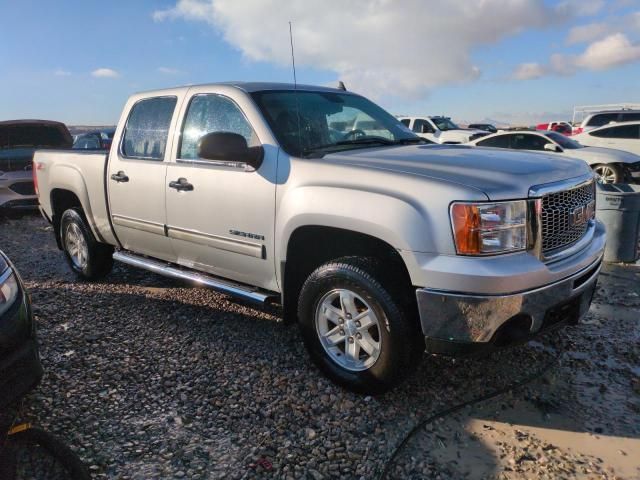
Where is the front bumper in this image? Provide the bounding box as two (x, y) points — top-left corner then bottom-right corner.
(416, 238), (603, 355)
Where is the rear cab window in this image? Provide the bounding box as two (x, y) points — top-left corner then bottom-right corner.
(121, 96), (177, 160)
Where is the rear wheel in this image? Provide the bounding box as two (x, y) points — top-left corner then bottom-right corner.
(297, 257), (423, 394)
(592, 163), (626, 184)
(60, 208), (113, 280)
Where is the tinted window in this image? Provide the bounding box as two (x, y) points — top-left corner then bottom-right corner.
(476, 135), (510, 148)
(590, 124), (640, 139)
(412, 119), (433, 133)
(545, 132), (582, 149)
(251, 91), (418, 156)
(122, 97), (177, 160)
(511, 134), (548, 150)
(400, 119), (411, 127)
(0, 124), (71, 149)
(586, 113), (617, 127)
(620, 113), (640, 122)
(179, 94), (258, 160)
(73, 134), (101, 149)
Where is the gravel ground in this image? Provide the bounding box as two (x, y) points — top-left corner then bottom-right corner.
(1, 213), (638, 479)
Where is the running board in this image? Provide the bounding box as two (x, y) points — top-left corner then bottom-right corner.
(112, 251), (278, 304)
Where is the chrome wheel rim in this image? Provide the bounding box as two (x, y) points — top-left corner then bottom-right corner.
(315, 289), (382, 372)
(593, 165), (617, 184)
(65, 223), (88, 269)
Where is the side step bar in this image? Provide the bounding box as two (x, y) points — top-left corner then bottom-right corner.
(112, 251), (278, 304)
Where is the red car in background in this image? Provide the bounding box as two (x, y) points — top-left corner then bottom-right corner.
(536, 121), (573, 135)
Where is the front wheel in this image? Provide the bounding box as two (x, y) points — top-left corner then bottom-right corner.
(297, 257), (423, 394)
(60, 208), (113, 280)
(592, 163), (626, 184)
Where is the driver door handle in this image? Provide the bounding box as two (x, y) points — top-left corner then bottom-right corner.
(110, 171), (129, 183)
(169, 178), (194, 192)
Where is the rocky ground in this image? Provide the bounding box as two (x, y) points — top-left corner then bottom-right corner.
(1, 214), (638, 479)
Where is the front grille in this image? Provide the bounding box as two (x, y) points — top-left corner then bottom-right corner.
(9, 181), (35, 196)
(541, 181), (595, 253)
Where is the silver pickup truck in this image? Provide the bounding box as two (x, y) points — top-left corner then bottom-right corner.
(34, 82), (605, 393)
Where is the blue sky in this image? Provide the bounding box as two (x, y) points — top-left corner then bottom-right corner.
(1, 0), (639, 126)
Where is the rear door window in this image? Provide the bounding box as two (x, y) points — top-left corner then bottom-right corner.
(591, 124), (640, 139)
(122, 96), (177, 160)
(511, 134), (547, 150)
(586, 113), (618, 128)
(476, 135), (511, 148)
(620, 113), (640, 122)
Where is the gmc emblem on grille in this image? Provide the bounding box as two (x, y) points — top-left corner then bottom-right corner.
(569, 200), (595, 227)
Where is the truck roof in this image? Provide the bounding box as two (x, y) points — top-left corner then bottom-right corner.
(134, 81), (352, 97)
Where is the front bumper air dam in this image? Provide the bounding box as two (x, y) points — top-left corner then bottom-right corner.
(416, 257), (602, 356)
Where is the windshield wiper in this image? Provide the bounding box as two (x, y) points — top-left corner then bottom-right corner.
(303, 137), (395, 156)
(392, 137), (430, 145)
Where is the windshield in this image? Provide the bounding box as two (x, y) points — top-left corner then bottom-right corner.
(431, 117), (459, 131)
(251, 90), (420, 157)
(546, 132), (582, 149)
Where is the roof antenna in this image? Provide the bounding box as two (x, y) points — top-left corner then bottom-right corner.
(289, 21), (303, 154)
(289, 21), (297, 89)
(337, 81), (347, 91)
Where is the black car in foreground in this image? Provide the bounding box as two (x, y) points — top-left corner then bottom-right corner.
(0, 250), (42, 410)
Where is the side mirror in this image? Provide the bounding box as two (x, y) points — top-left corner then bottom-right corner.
(544, 143), (562, 153)
(197, 132), (264, 169)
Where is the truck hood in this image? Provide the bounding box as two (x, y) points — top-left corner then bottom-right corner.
(561, 146), (640, 165)
(323, 144), (591, 200)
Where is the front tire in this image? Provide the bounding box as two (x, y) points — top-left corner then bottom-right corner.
(60, 208), (113, 280)
(297, 257), (423, 394)
(592, 163), (626, 184)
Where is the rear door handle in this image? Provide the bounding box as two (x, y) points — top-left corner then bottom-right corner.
(169, 178), (194, 192)
(110, 171), (129, 183)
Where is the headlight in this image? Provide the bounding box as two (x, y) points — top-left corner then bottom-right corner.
(0, 268), (19, 317)
(450, 200), (527, 255)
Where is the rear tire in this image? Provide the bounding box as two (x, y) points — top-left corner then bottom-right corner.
(60, 208), (113, 280)
(297, 257), (423, 394)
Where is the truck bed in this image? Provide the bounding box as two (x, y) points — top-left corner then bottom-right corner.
(33, 150), (117, 246)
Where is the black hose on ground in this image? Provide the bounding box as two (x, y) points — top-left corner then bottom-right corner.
(377, 352), (562, 480)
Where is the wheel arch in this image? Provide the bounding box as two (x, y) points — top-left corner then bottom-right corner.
(280, 225), (416, 324)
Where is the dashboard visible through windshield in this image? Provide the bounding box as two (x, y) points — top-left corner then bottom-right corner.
(251, 90), (423, 157)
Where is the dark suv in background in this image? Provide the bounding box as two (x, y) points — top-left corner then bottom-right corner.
(0, 120), (72, 213)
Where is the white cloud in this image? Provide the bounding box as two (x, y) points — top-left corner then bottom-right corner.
(157, 67), (184, 75)
(566, 22), (611, 44)
(153, 0), (562, 99)
(91, 68), (120, 78)
(512, 62), (546, 80)
(575, 33), (640, 69)
(513, 33), (640, 79)
(54, 68), (71, 77)
(556, 0), (605, 16)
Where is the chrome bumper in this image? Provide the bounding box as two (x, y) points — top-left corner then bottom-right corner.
(416, 256), (602, 349)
